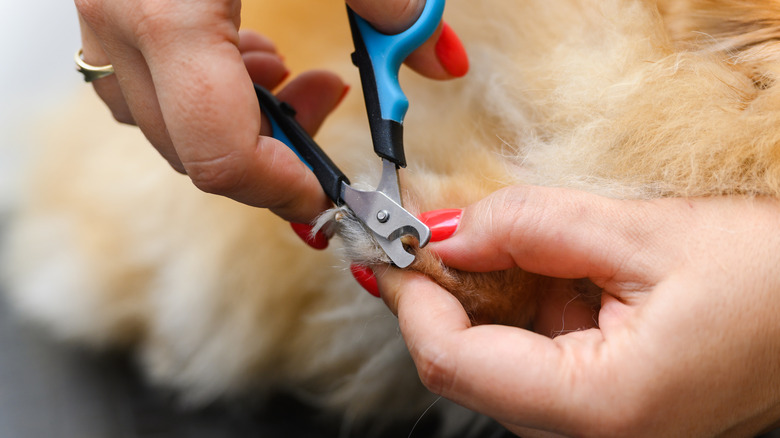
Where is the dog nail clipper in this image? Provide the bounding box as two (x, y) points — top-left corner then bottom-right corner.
(253, 0), (446, 268)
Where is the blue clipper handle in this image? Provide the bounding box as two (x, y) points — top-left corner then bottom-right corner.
(253, 84), (350, 205)
(348, 0), (445, 167)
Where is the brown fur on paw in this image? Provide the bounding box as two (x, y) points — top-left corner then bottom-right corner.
(408, 248), (540, 327)
(319, 206), (540, 327)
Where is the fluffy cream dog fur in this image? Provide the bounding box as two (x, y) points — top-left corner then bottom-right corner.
(4, 0), (780, 435)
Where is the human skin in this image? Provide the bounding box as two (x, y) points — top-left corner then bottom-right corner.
(74, 0), (459, 223)
(377, 186), (780, 437)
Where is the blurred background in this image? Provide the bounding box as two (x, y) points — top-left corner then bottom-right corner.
(0, 3), (360, 437)
(0, 0), (81, 209)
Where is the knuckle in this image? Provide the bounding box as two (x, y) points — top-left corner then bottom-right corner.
(484, 186), (535, 246)
(74, 0), (104, 25)
(132, 1), (233, 45)
(355, 0), (423, 34)
(392, 0), (420, 21)
(184, 152), (247, 196)
(131, 2), (186, 45)
(390, 0), (425, 33)
(133, 5), (171, 41)
(415, 343), (457, 396)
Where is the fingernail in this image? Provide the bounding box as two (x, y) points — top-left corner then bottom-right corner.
(290, 222), (329, 250)
(336, 84), (351, 107)
(418, 209), (462, 242)
(279, 69), (291, 83)
(435, 22), (469, 78)
(350, 264), (380, 298)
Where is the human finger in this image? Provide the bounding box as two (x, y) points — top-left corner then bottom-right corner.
(425, 186), (677, 287)
(77, 14), (134, 125)
(237, 29), (278, 54)
(345, 0), (469, 79)
(238, 30), (287, 86)
(77, 0), (183, 170)
(274, 71), (348, 135)
(346, 0), (425, 34)
(242, 51), (289, 93)
(251, 70), (348, 221)
(87, 1), (331, 222)
(121, 5), (258, 180)
(376, 268), (606, 434)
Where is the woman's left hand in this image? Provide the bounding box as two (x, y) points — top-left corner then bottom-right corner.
(378, 186), (780, 437)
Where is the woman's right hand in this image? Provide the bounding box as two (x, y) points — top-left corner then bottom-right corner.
(74, 0), (467, 224)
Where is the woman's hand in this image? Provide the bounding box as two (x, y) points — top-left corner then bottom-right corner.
(74, 0), (467, 224)
(378, 186), (780, 437)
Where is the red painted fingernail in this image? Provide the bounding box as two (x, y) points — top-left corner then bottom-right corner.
(279, 69), (291, 83)
(351, 264), (379, 298)
(434, 22), (469, 78)
(336, 85), (351, 107)
(418, 209), (462, 242)
(290, 222), (329, 250)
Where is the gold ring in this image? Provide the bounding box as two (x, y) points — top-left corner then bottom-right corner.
(75, 48), (115, 83)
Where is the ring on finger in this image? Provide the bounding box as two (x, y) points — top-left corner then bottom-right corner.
(75, 48), (115, 82)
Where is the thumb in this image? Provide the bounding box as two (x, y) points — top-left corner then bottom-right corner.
(426, 186), (662, 284)
(345, 0), (425, 34)
(345, 0), (469, 79)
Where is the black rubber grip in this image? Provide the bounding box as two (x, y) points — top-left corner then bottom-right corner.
(347, 7), (407, 168)
(254, 84), (349, 204)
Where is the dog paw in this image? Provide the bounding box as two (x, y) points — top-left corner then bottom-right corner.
(315, 205), (540, 327)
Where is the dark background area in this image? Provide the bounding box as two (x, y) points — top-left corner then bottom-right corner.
(2, 290), (779, 438)
(0, 291), (512, 438)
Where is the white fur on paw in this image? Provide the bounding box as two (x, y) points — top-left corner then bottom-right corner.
(313, 207), (391, 265)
